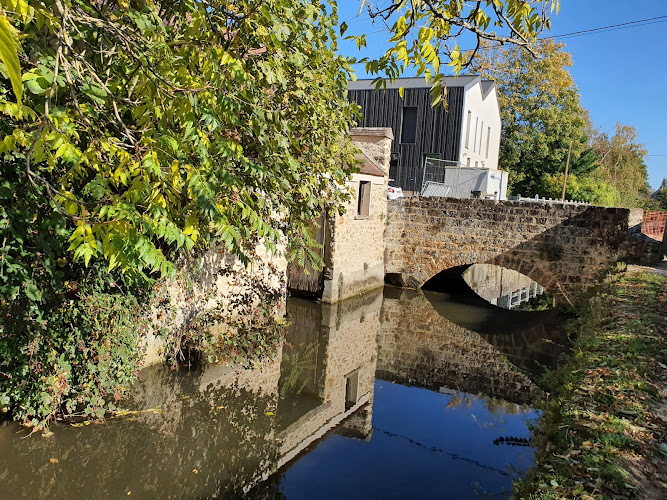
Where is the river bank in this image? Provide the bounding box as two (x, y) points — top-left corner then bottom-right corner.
(515, 265), (667, 499)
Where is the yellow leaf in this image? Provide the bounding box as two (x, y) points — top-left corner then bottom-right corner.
(0, 14), (22, 105)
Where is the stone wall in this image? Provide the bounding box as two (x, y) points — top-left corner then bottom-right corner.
(321, 128), (392, 302)
(142, 242), (287, 366)
(385, 197), (662, 299)
(277, 290), (381, 459)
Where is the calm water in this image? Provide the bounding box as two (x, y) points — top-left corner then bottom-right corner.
(0, 285), (565, 499)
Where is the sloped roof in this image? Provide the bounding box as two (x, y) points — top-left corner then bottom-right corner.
(481, 80), (497, 99)
(355, 150), (387, 177)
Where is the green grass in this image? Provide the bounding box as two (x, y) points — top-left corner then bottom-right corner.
(514, 268), (667, 499)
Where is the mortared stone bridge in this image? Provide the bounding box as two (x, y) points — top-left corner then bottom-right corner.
(384, 197), (662, 301)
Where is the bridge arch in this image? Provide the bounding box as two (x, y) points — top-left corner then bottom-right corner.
(384, 197), (659, 301)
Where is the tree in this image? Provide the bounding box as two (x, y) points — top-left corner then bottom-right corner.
(349, 0), (560, 104)
(540, 172), (620, 207)
(590, 124), (652, 208)
(653, 178), (667, 211)
(0, 0), (360, 424)
(1, 0), (358, 281)
(471, 39), (589, 196)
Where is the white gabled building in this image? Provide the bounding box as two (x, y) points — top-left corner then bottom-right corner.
(348, 76), (506, 199)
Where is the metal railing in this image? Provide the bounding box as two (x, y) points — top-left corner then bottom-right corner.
(507, 195), (591, 206)
(642, 210), (667, 241)
(420, 157), (496, 199)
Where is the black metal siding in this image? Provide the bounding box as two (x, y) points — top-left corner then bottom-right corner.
(348, 87), (464, 192)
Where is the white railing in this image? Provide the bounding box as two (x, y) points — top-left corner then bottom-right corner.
(507, 195), (591, 206)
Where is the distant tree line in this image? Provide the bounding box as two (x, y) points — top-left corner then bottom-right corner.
(471, 40), (656, 208)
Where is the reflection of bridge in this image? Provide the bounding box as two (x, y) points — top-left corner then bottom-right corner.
(385, 197), (662, 299)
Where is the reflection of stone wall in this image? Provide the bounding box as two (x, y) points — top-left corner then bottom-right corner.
(0, 290), (382, 498)
(142, 242), (287, 366)
(385, 197), (662, 298)
(277, 290), (381, 463)
(378, 289), (543, 404)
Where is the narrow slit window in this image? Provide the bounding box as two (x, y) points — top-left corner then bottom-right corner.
(345, 370), (359, 411)
(473, 117), (479, 152)
(479, 121), (484, 153)
(357, 181), (371, 217)
(465, 111), (472, 149)
(400, 107), (417, 144)
(485, 127), (491, 158)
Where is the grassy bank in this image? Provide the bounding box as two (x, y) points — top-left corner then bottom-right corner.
(515, 267), (667, 499)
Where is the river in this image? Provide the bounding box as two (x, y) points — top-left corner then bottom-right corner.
(0, 275), (566, 499)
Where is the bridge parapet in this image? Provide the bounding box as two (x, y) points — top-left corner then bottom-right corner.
(385, 197), (661, 301)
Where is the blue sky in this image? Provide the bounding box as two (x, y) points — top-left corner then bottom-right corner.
(336, 0), (667, 190)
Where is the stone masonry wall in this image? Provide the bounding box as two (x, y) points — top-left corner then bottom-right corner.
(378, 289), (543, 404)
(322, 178), (387, 302)
(142, 242), (286, 366)
(385, 197), (661, 299)
(321, 128), (392, 303)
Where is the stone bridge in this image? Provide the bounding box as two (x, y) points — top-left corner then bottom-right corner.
(384, 198), (662, 300)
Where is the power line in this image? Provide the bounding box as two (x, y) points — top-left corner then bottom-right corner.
(542, 15), (667, 40)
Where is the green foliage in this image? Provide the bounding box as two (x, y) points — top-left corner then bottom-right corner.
(351, 0), (559, 100)
(653, 178), (667, 210)
(474, 39), (589, 196)
(0, 11), (22, 104)
(0, 275), (148, 426)
(0, 0), (359, 425)
(590, 123), (653, 208)
(1, 0), (358, 280)
(540, 172), (620, 207)
(516, 270), (667, 499)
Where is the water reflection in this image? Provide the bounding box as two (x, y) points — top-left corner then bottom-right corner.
(463, 264), (553, 311)
(0, 286), (561, 499)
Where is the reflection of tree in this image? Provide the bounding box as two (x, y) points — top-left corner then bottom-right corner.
(0, 368), (281, 498)
(513, 294), (553, 312)
(278, 342), (319, 400)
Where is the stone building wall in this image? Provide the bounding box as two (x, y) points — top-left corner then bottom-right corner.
(142, 242), (287, 366)
(278, 289), (381, 459)
(378, 288), (543, 404)
(321, 128), (392, 303)
(385, 197), (662, 299)
(322, 175), (387, 302)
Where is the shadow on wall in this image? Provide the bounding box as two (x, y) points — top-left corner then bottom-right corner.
(384, 198), (663, 303)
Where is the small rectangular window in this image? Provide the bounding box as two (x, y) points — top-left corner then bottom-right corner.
(357, 181), (371, 217)
(400, 107), (418, 144)
(345, 370), (359, 411)
(485, 127), (491, 158)
(465, 111), (472, 149)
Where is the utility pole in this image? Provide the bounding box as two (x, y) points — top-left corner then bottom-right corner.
(561, 141), (572, 202)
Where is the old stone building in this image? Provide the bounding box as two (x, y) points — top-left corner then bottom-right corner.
(288, 127), (393, 303)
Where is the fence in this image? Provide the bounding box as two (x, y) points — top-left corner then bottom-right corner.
(642, 210), (667, 241)
(420, 158), (500, 199)
(507, 195), (591, 206)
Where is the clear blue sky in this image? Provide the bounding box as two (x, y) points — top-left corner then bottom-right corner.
(336, 0), (667, 190)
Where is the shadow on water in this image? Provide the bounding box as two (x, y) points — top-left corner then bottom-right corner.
(0, 285), (563, 499)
